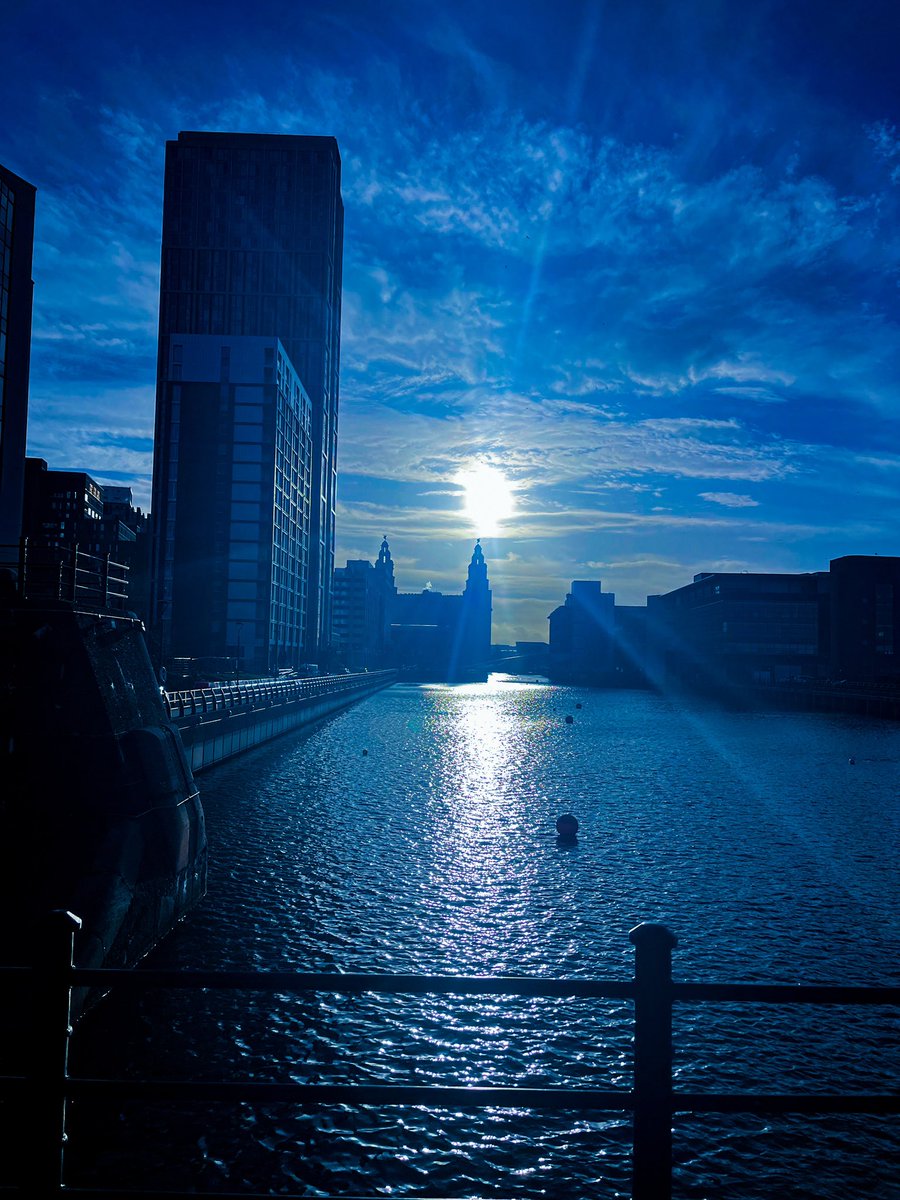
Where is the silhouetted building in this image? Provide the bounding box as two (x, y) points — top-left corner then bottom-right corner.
(151, 131), (343, 666)
(829, 555), (900, 681)
(458, 539), (492, 669)
(332, 536), (397, 670)
(385, 541), (492, 680)
(102, 485), (151, 621)
(153, 335), (312, 676)
(23, 458), (105, 539)
(21, 457), (149, 613)
(0, 164), (36, 545)
(646, 571), (829, 691)
(548, 580), (617, 682)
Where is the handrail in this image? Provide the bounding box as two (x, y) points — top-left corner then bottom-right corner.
(0, 538), (130, 612)
(1, 914), (897, 1200)
(163, 669), (398, 720)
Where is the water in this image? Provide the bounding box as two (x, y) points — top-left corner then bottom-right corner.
(68, 679), (899, 1197)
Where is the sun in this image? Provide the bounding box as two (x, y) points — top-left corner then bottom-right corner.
(456, 463), (516, 536)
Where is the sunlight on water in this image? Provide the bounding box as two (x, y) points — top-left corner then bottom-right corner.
(68, 681), (900, 1199)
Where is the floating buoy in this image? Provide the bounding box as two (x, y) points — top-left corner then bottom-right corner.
(848, 757), (855, 765)
(565, 714), (574, 724)
(556, 813), (579, 839)
(362, 749), (368, 756)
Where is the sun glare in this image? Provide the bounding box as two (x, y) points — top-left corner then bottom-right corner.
(457, 463), (516, 536)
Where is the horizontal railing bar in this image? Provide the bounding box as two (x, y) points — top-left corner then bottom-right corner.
(673, 982), (900, 1005)
(64, 967), (637, 1000)
(3, 1075), (897, 1117)
(13, 965), (895, 1006)
(65, 1078), (632, 1109)
(674, 1092), (900, 1114)
(0, 1189), (480, 1200)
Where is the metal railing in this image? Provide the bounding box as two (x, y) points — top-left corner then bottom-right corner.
(2, 913), (897, 1199)
(0, 539), (130, 612)
(163, 669), (398, 721)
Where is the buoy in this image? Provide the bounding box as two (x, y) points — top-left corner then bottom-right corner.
(848, 757), (855, 765)
(362, 749), (368, 756)
(575, 702), (582, 710)
(556, 813), (579, 839)
(565, 714), (574, 724)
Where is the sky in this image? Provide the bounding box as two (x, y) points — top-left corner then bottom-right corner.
(3, 0), (900, 644)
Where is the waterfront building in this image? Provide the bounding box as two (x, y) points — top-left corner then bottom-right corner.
(154, 334), (312, 676)
(390, 541), (492, 680)
(150, 131), (343, 666)
(646, 570), (829, 690)
(332, 536), (397, 670)
(337, 539), (492, 680)
(548, 579), (617, 682)
(829, 555), (900, 681)
(0, 164), (36, 546)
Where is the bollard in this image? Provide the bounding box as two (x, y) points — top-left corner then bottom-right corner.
(629, 922), (678, 1200)
(31, 910), (82, 1198)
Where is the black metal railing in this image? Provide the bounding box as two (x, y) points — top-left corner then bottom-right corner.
(1, 913), (898, 1199)
(0, 539), (130, 612)
(163, 669), (398, 722)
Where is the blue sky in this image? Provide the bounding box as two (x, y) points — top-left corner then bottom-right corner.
(4, 0), (900, 642)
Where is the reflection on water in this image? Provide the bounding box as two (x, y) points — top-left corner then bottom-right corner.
(68, 679), (900, 1197)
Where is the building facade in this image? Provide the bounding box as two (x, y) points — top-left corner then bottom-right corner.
(153, 334), (312, 676)
(150, 131), (343, 665)
(335, 539), (492, 680)
(829, 555), (900, 681)
(331, 536), (397, 670)
(0, 164), (36, 546)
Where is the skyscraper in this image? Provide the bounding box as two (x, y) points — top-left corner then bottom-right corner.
(150, 131), (343, 670)
(0, 164), (36, 546)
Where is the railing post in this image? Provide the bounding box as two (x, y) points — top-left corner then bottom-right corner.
(17, 535), (27, 599)
(101, 551), (111, 607)
(31, 909), (82, 1197)
(629, 922), (678, 1200)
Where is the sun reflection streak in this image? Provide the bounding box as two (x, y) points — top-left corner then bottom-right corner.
(428, 684), (539, 970)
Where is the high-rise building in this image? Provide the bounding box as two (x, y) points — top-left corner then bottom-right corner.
(154, 334), (313, 675)
(0, 164), (36, 546)
(150, 131), (343, 668)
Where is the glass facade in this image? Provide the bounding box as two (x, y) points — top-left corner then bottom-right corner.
(158, 335), (312, 674)
(0, 164), (35, 545)
(151, 132), (343, 662)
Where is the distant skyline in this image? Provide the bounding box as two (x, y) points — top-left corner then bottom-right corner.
(4, 0), (899, 643)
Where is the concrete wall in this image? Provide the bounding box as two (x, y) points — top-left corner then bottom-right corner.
(173, 673), (395, 773)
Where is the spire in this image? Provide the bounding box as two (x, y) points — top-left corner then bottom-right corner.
(378, 534), (392, 565)
(466, 539), (489, 590)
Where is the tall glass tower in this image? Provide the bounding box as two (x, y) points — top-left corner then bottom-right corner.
(150, 131), (343, 669)
(0, 164), (36, 546)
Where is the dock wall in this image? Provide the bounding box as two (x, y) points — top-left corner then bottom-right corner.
(169, 671), (397, 774)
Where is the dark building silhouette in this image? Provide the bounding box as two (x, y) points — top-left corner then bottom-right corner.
(0, 164), (36, 546)
(22, 457), (149, 616)
(547, 558), (900, 694)
(390, 541), (492, 680)
(646, 571), (829, 691)
(547, 580), (648, 685)
(332, 536), (397, 670)
(830, 555), (900, 681)
(150, 131), (343, 669)
(336, 539), (492, 680)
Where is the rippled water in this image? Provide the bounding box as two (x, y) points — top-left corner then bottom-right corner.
(69, 679), (900, 1197)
